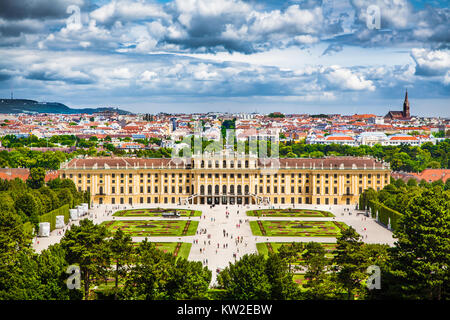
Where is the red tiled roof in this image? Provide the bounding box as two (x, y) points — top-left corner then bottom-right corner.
(0, 168), (29, 180)
(326, 136), (354, 141)
(389, 136), (418, 141)
(0, 168), (60, 182)
(410, 169), (450, 182)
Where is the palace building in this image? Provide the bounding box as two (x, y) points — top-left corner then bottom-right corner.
(59, 152), (391, 207)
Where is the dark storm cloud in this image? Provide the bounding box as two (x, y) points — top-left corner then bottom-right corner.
(26, 69), (94, 85)
(0, 0), (85, 20)
(0, 19), (44, 37)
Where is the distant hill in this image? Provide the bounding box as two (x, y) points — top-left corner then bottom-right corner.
(0, 99), (133, 115)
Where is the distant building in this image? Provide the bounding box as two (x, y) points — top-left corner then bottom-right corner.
(357, 132), (388, 146)
(385, 90), (411, 120)
(0, 168), (59, 182)
(393, 169), (450, 184)
(306, 133), (356, 146)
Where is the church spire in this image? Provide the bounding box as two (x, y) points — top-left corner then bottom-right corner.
(403, 89), (410, 118)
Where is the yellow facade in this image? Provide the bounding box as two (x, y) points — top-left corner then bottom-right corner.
(60, 155), (390, 206)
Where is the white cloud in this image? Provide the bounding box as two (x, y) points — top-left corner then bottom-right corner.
(293, 35), (319, 44)
(140, 70), (158, 81)
(90, 0), (169, 24)
(411, 48), (450, 76)
(323, 66), (375, 91)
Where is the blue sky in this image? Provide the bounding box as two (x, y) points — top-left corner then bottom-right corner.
(0, 0), (448, 116)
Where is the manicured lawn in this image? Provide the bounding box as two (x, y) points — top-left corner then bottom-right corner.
(246, 208), (334, 217)
(102, 220), (198, 237)
(293, 274), (307, 287)
(131, 242), (191, 258)
(256, 242), (337, 260)
(113, 208), (202, 217)
(142, 242), (192, 259)
(250, 220), (347, 237)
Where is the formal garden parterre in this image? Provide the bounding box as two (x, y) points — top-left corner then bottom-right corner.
(102, 220), (199, 237)
(256, 242), (337, 260)
(130, 242), (192, 259)
(113, 208), (202, 217)
(250, 220), (347, 237)
(246, 208), (334, 217)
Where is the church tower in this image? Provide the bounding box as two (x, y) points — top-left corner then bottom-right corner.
(403, 89), (410, 118)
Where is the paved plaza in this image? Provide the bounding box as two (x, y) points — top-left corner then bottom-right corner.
(32, 203), (396, 286)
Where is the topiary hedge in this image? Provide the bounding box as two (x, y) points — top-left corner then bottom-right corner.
(368, 200), (403, 231)
(38, 204), (70, 231)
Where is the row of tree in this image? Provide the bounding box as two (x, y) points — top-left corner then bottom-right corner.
(0, 217), (211, 300)
(278, 139), (450, 171)
(2, 134), (449, 172)
(0, 175), (88, 226)
(360, 177), (450, 215)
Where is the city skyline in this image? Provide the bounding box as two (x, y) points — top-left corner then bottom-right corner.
(0, 0), (449, 116)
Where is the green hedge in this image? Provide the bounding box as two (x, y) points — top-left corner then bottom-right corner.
(23, 221), (34, 236)
(369, 200), (403, 231)
(38, 204), (70, 231)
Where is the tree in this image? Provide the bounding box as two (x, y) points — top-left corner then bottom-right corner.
(407, 178), (418, 187)
(56, 188), (74, 208)
(387, 188), (450, 299)
(26, 167), (46, 189)
(332, 227), (367, 300)
(301, 242), (335, 299)
(0, 210), (35, 299)
(108, 229), (133, 299)
(165, 258), (211, 300)
(217, 254), (272, 300)
(359, 188), (377, 210)
(445, 178), (450, 191)
(60, 219), (111, 299)
(35, 244), (82, 300)
(122, 240), (174, 300)
(278, 242), (303, 273)
(265, 253), (299, 299)
(15, 192), (41, 223)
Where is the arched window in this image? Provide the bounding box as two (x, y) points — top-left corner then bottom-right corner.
(215, 185), (220, 194)
(237, 185), (242, 194)
(201, 160), (205, 168)
(99, 186), (103, 194)
(208, 160), (212, 168)
(223, 160), (227, 168)
(230, 185), (235, 194)
(215, 161), (219, 168)
(222, 185), (227, 194)
(245, 185), (249, 194)
(208, 185), (212, 195)
(200, 185), (205, 195)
